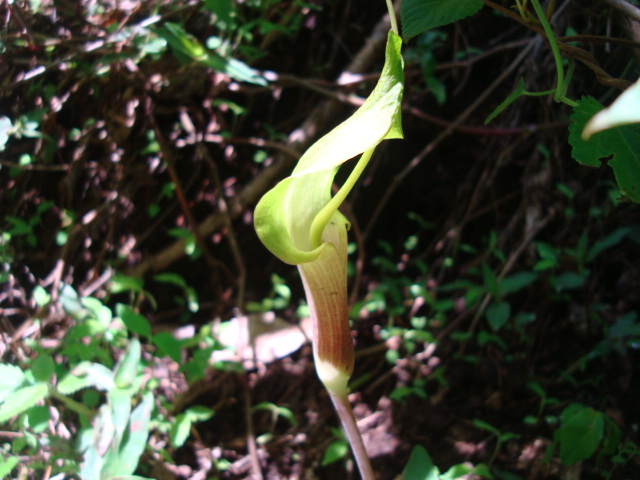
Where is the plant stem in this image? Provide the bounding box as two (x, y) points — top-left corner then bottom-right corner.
(529, 0), (577, 106)
(385, 0), (399, 37)
(330, 392), (375, 480)
(310, 148), (374, 249)
(50, 388), (94, 420)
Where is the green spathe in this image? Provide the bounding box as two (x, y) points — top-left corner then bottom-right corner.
(254, 31), (404, 266)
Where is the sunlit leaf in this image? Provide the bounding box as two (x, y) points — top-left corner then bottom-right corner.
(31, 353), (54, 382)
(0, 383), (48, 424)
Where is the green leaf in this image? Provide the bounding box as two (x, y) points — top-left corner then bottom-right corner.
(157, 22), (267, 86)
(473, 418), (501, 437)
(569, 96), (640, 203)
(114, 338), (142, 389)
(499, 271), (537, 295)
(184, 405), (215, 422)
(402, 444), (440, 480)
(170, 413), (192, 448)
(485, 301), (511, 331)
(57, 362), (115, 394)
(482, 262), (500, 297)
(26, 405), (50, 433)
(586, 226), (633, 262)
(255, 31), (404, 265)
(557, 404), (604, 465)
(321, 439), (349, 466)
(152, 332), (182, 363)
(117, 304), (151, 338)
(110, 273), (144, 295)
(485, 77), (527, 124)
(204, 0), (233, 24)
(553, 271), (587, 292)
(59, 283), (84, 319)
(31, 353), (55, 382)
(401, 0), (483, 41)
(0, 383), (48, 423)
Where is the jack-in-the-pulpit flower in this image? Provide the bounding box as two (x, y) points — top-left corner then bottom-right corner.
(254, 30), (403, 480)
(254, 31), (404, 395)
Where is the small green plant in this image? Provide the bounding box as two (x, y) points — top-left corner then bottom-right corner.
(0, 337), (153, 480)
(252, 401), (297, 445)
(473, 419), (520, 467)
(523, 380), (560, 426)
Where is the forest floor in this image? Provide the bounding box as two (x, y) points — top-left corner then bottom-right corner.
(2, 0), (640, 479)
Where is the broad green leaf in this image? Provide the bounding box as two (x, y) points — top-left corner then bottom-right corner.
(583, 77), (640, 138)
(57, 362), (115, 394)
(485, 301), (511, 331)
(401, 0), (483, 41)
(499, 271), (538, 295)
(0, 383), (48, 423)
(569, 96), (640, 203)
(117, 304), (151, 338)
(254, 31), (404, 265)
(402, 444), (439, 480)
(152, 332), (183, 363)
(31, 353), (55, 382)
(26, 405), (50, 433)
(557, 404), (604, 465)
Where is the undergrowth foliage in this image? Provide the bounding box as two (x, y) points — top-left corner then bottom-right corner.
(1, 0), (640, 479)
